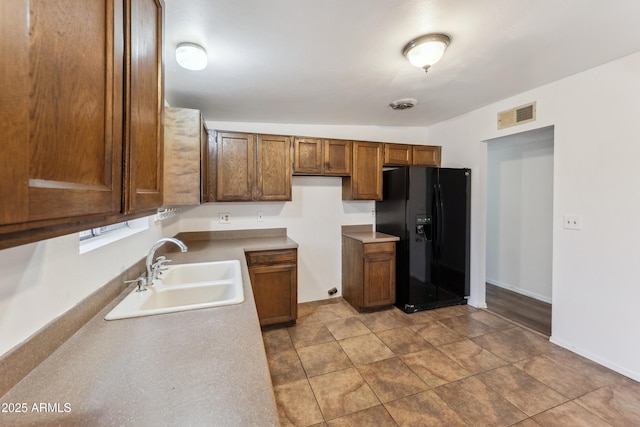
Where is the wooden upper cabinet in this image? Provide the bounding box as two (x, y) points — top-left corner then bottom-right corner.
(342, 141), (383, 200)
(213, 131), (291, 201)
(293, 138), (351, 176)
(383, 144), (413, 166)
(1, 0), (124, 227)
(324, 139), (352, 176)
(293, 137), (323, 174)
(163, 107), (207, 206)
(256, 134), (292, 201)
(412, 145), (442, 167)
(384, 143), (442, 167)
(124, 0), (164, 213)
(215, 132), (255, 201)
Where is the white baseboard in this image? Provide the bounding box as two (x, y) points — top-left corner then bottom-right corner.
(550, 335), (640, 382)
(486, 279), (552, 304)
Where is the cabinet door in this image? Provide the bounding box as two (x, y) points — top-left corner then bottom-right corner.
(215, 132), (255, 201)
(384, 144), (413, 166)
(293, 137), (323, 175)
(246, 249), (298, 327)
(124, 0), (164, 213)
(1, 0), (124, 226)
(255, 134), (292, 201)
(363, 243), (396, 308)
(343, 141), (382, 200)
(412, 145), (441, 167)
(249, 264), (297, 327)
(324, 139), (352, 176)
(163, 107), (202, 205)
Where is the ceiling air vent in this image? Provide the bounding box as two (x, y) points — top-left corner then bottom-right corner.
(389, 98), (418, 111)
(497, 101), (536, 129)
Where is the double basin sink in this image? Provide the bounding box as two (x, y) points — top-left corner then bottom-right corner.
(105, 260), (244, 320)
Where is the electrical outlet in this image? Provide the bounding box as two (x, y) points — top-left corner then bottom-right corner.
(371, 209), (376, 218)
(563, 214), (582, 230)
(257, 211), (264, 222)
(219, 212), (231, 224)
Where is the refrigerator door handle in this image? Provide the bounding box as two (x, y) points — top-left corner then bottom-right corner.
(435, 184), (444, 260)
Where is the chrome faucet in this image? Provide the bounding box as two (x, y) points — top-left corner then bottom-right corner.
(145, 237), (188, 286)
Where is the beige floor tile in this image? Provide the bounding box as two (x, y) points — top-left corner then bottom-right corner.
(326, 405), (396, 427)
(385, 307), (419, 326)
(438, 339), (507, 374)
(262, 328), (295, 355)
(511, 419), (543, 427)
(438, 314), (496, 338)
(469, 310), (517, 331)
(401, 347), (470, 387)
(267, 349), (307, 386)
(316, 302), (359, 319)
(532, 401), (612, 426)
(375, 326), (433, 355)
(356, 357), (428, 403)
(274, 379), (324, 427)
(297, 341), (353, 378)
(384, 389), (468, 427)
(308, 368), (380, 420)
(270, 302), (637, 426)
(476, 364), (568, 416)
(325, 317), (371, 340)
(433, 376), (528, 426)
(575, 381), (640, 426)
(544, 346), (629, 386)
(339, 334), (395, 365)
(288, 322), (335, 349)
(500, 327), (553, 354)
(514, 354), (608, 399)
(402, 308), (446, 323)
(472, 330), (546, 363)
(410, 322), (466, 347)
(359, 309), (407, 332)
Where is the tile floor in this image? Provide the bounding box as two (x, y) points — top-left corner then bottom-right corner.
(262, 298), (640, 426)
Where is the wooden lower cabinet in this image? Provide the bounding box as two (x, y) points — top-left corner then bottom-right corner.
(246, 249), (298, 327)
(342, 237), (396, 311)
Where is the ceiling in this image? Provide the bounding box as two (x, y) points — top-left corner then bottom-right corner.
(164, 0), (640, 127)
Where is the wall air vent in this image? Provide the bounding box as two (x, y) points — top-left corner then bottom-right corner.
(497, 101), (536, 130)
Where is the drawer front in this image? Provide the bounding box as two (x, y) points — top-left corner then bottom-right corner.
(246, 249), (297, 266)
(363, 242), (395, 255)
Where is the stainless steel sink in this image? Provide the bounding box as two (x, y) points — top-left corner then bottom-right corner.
(105, 260), (244, 320)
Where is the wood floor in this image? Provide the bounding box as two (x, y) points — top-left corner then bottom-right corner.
(486, 283), (552, 336)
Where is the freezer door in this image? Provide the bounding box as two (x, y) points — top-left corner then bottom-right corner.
(435, 168), (471, 297)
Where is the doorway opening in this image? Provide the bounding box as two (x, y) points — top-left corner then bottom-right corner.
(485, 126), (553, 336)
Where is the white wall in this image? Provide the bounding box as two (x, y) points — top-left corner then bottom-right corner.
(486, 130), (554, 302)
(427, 52), (640, 381)
(0, 216), (181, 356)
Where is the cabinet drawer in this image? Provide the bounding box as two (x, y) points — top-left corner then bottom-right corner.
(246, 249), (297, 266)
(363, 242), (395, 255)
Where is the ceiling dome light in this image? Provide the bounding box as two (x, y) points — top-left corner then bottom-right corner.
(175, 42), (207, 71)
(402, 33), (450, 73)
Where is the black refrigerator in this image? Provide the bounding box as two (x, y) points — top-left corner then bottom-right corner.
(376, 167), (471, 313)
